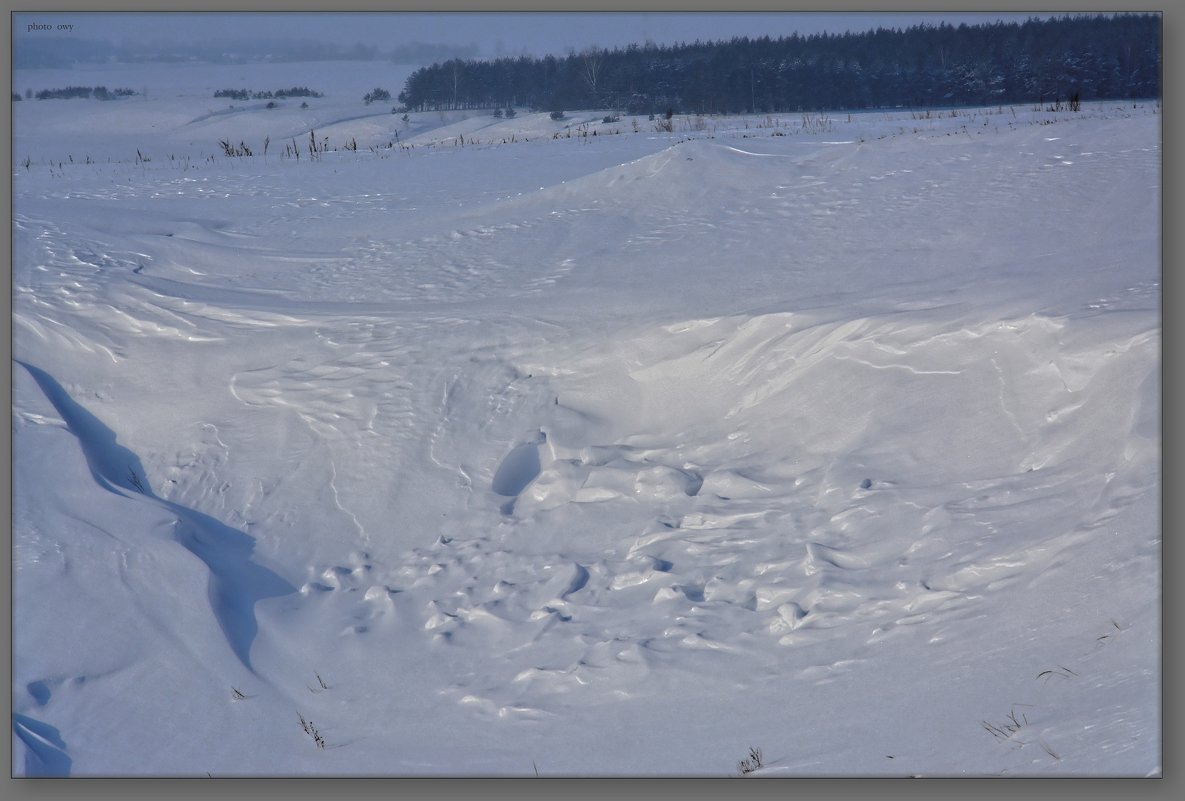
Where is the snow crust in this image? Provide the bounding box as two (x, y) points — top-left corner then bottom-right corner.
(11, 61), (1160, 776)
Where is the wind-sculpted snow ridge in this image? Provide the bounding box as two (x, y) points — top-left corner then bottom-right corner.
(16, 360), (297, 672)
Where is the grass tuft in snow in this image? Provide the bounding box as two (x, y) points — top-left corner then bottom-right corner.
(298, 712), (326, 749)
(979, 704), (1033, 748)
(218, 139), (252, 158)
(1095, 619), (1124, 646)
(1040, 739), (1063, 762)
(736, 746), (764, 776)
(1036, 666), (1078, 684)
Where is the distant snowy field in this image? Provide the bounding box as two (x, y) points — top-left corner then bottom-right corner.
(11, 60), (1160, 777)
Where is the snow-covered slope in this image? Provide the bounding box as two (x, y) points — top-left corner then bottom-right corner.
(11, 61), (1160, 776)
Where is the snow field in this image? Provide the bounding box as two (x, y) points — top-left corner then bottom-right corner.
(11, 61), (1160, 776)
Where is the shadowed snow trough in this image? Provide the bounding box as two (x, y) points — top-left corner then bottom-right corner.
(492, 434), (545, 497)
(492, 433), (546, 514)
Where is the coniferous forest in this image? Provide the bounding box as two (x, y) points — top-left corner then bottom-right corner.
(396, 14), (1161, 114)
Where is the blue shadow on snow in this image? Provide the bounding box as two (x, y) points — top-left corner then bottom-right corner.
(16, 360), (296, 672)
(12, 714), (72, 777)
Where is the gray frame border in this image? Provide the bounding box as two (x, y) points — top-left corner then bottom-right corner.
(2, 1), (1176, 798)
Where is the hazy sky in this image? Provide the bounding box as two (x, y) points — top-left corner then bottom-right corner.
(14, 11), (1050, 60)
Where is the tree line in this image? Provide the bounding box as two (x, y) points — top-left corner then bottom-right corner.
(23, 86), (137, 101)
(213, 87), (324, 101)
(396, 14), (1161, 115)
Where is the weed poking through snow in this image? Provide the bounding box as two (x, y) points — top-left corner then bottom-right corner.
(1036, 665), (1078, 684)
(298, 712), (326, 749)
(737, 746), (764, 775)
(980, 704), (1033, 748)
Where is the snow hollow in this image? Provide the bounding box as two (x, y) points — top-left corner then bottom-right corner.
(11, 61), (1160, 777)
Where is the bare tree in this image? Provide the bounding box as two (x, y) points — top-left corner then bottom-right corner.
(451, 60), (463, 109)
(581, 46), (604, 102)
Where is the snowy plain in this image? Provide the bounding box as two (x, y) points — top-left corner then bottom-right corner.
(10, 61), (1161, 777)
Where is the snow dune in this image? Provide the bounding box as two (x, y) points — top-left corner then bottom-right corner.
(11, 61), (1159, 776)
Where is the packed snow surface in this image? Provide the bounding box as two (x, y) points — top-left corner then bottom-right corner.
(11, 62), (1160, 776)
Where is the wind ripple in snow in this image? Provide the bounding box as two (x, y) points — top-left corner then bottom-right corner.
(378, 306), (1158, 711)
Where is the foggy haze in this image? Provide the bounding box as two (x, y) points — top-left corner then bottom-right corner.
(14, 11), (1047, 66)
